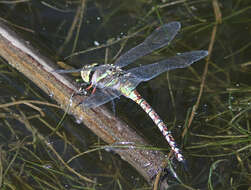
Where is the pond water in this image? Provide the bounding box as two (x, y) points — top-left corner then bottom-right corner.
(0, 0), (250, 189)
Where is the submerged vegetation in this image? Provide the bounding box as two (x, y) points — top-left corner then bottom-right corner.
(0, 0), (250, 189)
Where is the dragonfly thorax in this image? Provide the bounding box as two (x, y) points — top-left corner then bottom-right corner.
(88, 64), (127, 89)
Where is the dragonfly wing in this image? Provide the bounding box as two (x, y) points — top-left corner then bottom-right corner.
(53, 68), (84, 73)
(127, 50), (208, 82)
(54, 65), (112, 74)
(81, 88), (122, 109)
(115, 22), (181, 68)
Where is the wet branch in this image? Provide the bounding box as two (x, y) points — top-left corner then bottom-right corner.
(0, 20), (167, 185)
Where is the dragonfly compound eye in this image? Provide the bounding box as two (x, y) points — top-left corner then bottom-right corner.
(81, 63), (99, 83)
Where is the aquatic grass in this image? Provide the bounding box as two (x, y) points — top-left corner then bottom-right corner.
(0, 0), (251, 189)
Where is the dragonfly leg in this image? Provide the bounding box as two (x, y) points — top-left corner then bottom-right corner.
(71, 86), (88, 97)
(86, 84), (93, 90)
(91, 86), (97, 95)
(85, 83), (97, 94)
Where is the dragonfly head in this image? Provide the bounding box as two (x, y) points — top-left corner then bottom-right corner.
(81, 63), (99, 83)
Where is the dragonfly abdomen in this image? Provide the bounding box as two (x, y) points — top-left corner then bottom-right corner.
(126, 89), (185, 163)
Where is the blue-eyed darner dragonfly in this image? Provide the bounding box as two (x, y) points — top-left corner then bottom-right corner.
(56, 22), (208, 164)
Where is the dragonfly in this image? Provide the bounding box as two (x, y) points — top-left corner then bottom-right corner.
(56, 22), (208, 164)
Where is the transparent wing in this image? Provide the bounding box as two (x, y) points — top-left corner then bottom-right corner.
(53, 65), (109, 74)
(127, 50), (208, 84)
(54, 22), (180, 74)
(81, 88), (122, 108)
(53, 68), (84, 73)
(114, 22), (181, 68)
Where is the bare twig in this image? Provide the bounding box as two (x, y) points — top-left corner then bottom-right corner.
(0, 19), (167, 185)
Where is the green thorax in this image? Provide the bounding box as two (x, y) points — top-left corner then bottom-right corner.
(82, 64), (136, 97)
